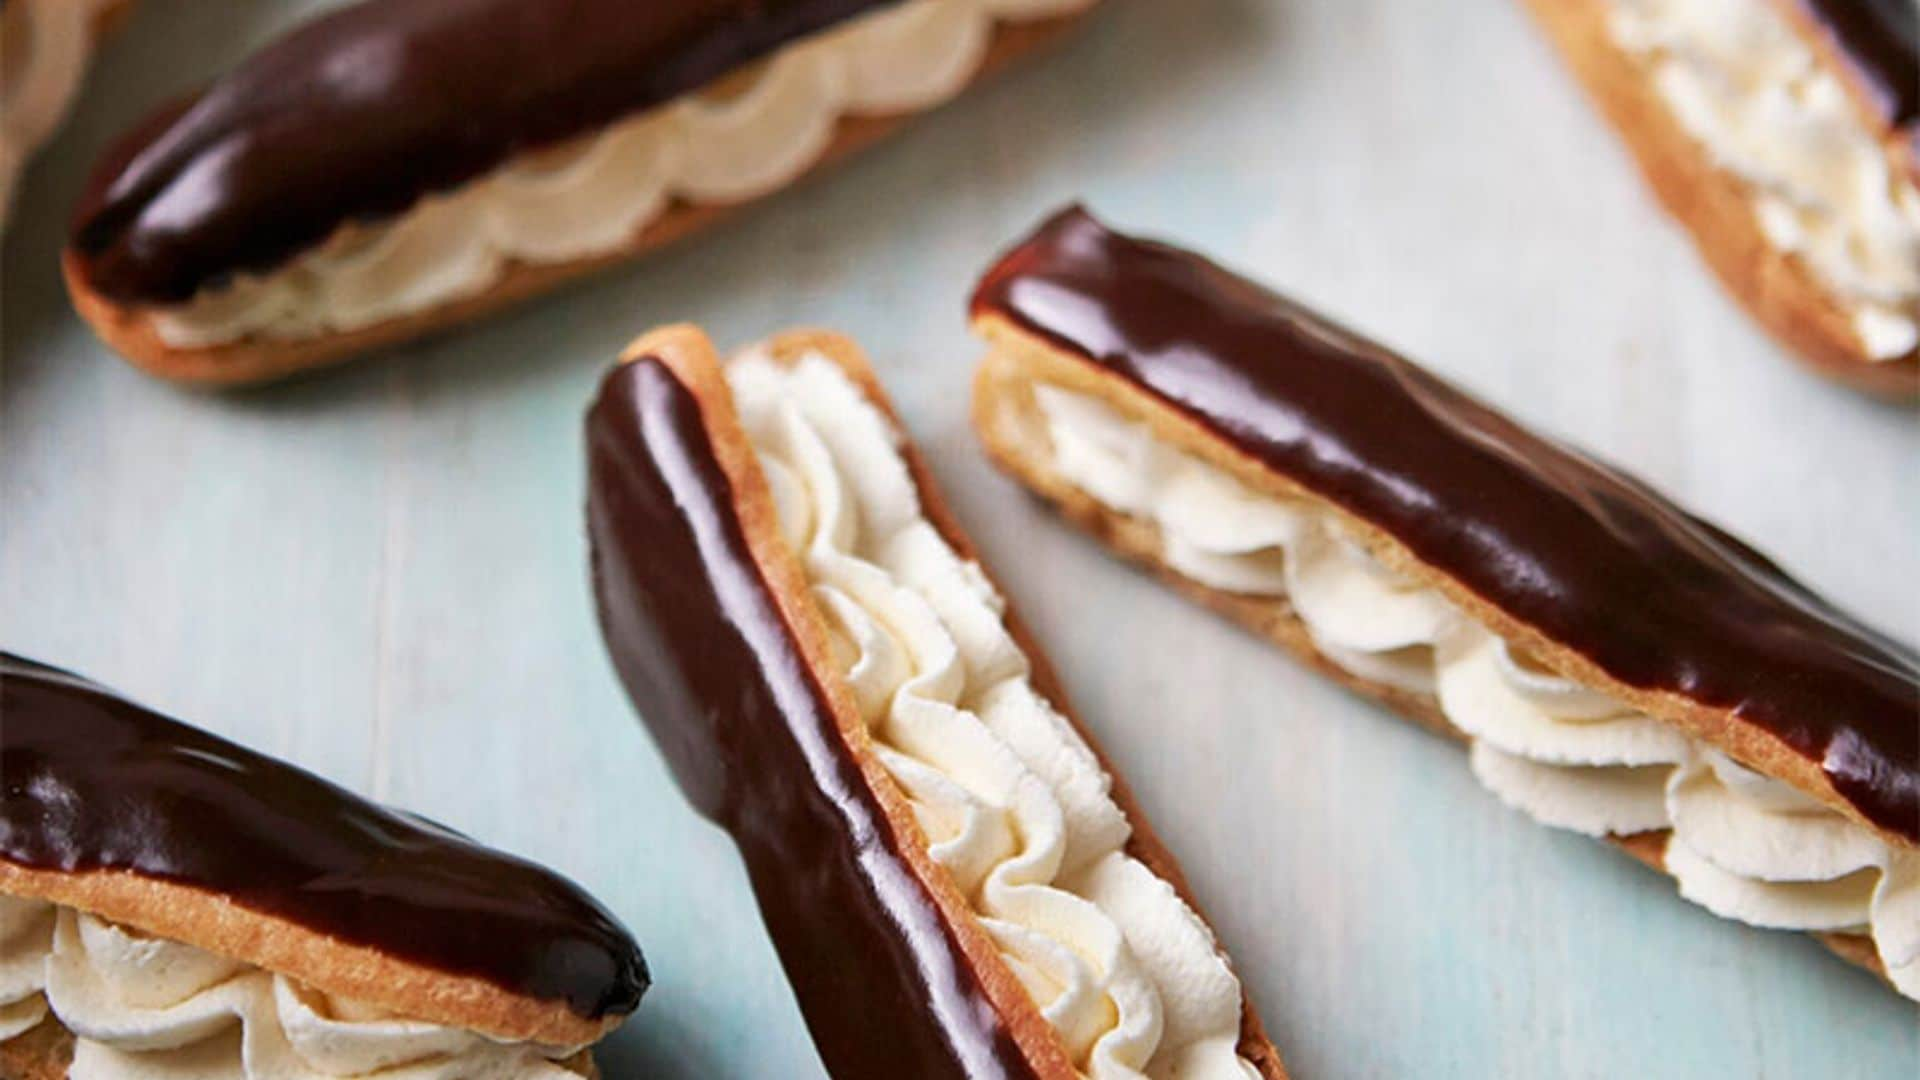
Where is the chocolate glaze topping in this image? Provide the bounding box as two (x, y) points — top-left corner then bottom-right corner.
(972, 206), (1920, 843)
(1794, 0), (1920, 125)
(587, 357), (1039, 1079)
(69, 0), (898, 304)
(0, 652), (647, 1019)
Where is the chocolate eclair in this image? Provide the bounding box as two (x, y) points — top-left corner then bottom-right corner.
(0, 652), (647, 1079)
(969, 206), (1920, 998)
(588, 325), (1287, 1078)
(1, 0), (131, 227)
(1522, 0), (1920, 398)
(62, 0), (1097, 386)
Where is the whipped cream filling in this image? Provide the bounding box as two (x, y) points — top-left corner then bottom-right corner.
(0, 898), (581, 1077)
(1606, 0), (1920, 359)
(1028, 382), (1920, 999)
(727, 352), (1256, 1079)
(146, 0), (1093, 348)
(0, 0), (112, 225)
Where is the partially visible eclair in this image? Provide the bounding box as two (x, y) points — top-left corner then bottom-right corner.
(969, 206), (1920, 999)
(1522, 0), (1920, 398)
(62, 0), (1097, 385)
(0, 0), (132, 227)
(587, 324), (1288, 1078)
(0, 652), (647, 1079)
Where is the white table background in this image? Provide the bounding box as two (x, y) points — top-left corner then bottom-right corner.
(4, 1), (1916, 1076)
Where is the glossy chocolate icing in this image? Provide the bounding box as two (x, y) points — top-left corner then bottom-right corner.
(69, 0), (899, 304)
(972, 206), (1920, 842)
(1795, 0), (1919, 125)
(0, 652), (647, 1018)
(586, 357), (1039, 1079)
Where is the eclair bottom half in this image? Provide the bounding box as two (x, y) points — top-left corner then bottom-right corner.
(0, 872), (614, 1080)
(1517, 0), (1920, 399)
(588, 326), (1287, 1079)
(1, 1011), (595, 1080)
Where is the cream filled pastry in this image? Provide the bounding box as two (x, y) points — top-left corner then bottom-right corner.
(970, 206), (1920, 998)
(1522, 0), (1920, 398)
(0, 652), (647, 1080)
(1028, 383), (1920, 999)
(0, 0), (126, 226)
(587, 325), (1288, 1079)
(63, 0), (1098, 385)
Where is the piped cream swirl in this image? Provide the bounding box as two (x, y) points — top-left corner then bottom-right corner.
(1605, 0), (1920, 359)
(147, 0), (1093, 349)
(728, 351), (1256, 1079)
(1029, 381), (1920, 999)
(0, 896), (54, 1041)
(0, 899), (580, 1077)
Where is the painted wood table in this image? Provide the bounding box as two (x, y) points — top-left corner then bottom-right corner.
(4, 1), (1915, 1076)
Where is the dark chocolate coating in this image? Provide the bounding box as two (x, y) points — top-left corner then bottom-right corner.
(971, 206), (1920, 843)
(586, 357), (1040, 1079)
(1796, 0), (1919, 125)
(69, 0), (898, 304)
(0, 652), (647, 1019)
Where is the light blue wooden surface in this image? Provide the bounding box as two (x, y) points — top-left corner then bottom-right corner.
(4, 1), (1917, 1076)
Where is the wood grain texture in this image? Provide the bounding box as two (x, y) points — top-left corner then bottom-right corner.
(3, 2), (1915, 1078)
